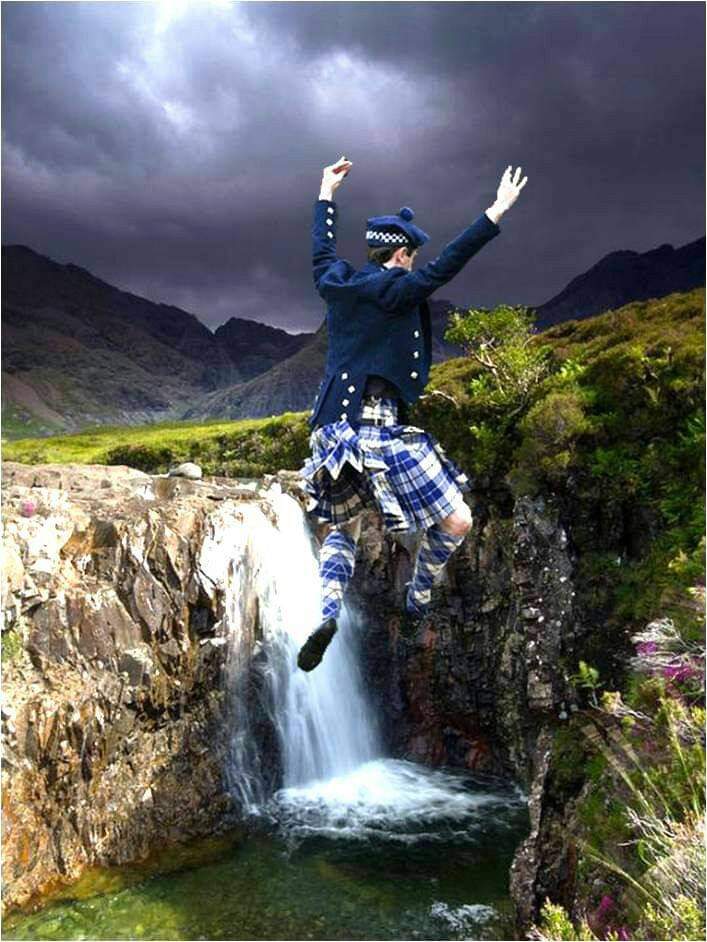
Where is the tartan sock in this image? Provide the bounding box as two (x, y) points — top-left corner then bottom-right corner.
(406, 522), (466, 614)
(319, 527), (358, 622)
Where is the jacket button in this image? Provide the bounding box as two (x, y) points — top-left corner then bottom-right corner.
(326, 219), (333, 226)
(341, 371), (348, 379)
(410, 371), (418, 379)
(413, 329), (420, 338)
(340, 412), (347, 420)
(347, 384), (355, 393)
(342, 398), (350, 406)
(327, 232), (334, 239)
(413, 351), (419, 358)
(327, 207), (334, 214)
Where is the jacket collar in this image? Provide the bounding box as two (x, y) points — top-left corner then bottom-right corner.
(361, 260), (387, 273)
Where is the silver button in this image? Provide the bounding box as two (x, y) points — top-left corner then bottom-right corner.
(347, 384), (355, 393)
(410, 371), (418, 379)
(342, 398), (350, 406)
(413, 351), (419, 358)
(413, 329), (420, 338)
(341, 371), (348, 379)
(327, 207), (334, 214)
(340, 412), (347, 420)
(326, 219), (333, 226)
(327, 232), (334, 239)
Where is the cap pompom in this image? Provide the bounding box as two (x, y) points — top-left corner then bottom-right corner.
(399, 206), (414, 221)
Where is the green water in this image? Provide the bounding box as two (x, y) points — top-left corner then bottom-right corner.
(3, 787), (529, 941)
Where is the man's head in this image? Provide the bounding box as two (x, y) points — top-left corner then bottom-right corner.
(365, 206), (428, 270)
(367, 242), (418, 271)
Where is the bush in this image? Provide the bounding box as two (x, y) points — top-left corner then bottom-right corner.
(506, 389), (592, 497)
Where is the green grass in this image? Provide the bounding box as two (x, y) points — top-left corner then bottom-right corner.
(2, 411), (312, 477)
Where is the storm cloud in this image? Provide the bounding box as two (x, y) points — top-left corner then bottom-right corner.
(2, 1), (704, 331)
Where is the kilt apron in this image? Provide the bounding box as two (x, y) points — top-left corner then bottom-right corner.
(297, 395), (470, 533)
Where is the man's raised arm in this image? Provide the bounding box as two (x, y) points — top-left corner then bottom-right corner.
(375, 165), (528, 312)
(312, 155), (353, 296)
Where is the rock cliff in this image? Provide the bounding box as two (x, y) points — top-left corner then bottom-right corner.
(1, 461), (287, 914)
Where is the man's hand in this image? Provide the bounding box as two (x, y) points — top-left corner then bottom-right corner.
(319, 155), (353, 201)
(485, 165), (528, 224)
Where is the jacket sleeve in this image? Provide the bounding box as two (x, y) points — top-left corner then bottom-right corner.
(374, 211), (501, 312)
(312, 198), (355, 300)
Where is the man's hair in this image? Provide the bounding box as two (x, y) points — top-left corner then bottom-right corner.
(367, 242), (416, 264)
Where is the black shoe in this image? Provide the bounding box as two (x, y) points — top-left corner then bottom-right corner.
(297, 617), (338, 671)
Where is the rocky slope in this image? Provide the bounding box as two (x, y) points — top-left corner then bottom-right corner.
(531, 234), (705, 329)
(1, 461), (292, 914)
(6, 231), (702, 436)
(1, 245), (310, 437)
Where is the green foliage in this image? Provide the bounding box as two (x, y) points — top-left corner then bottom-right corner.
(530, 899), (599, 940)
(641, 894), (706, 941)
(569, 660), (605, 707)
(3, 412), (312, 478)
(532, 575), (705, 942)
(507, 388), (593, 497)
(445, 302), (553, 415)
(1, 629), (23, 664)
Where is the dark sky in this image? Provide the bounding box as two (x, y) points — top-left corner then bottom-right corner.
(2, 1), (704, 333)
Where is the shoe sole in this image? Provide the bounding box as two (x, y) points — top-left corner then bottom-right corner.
(297, 617), (338, 671)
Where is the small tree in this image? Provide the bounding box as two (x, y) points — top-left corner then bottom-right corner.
(445, 303), (553, 418)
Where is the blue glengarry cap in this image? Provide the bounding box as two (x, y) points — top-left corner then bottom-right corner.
(365, 205), (430, 249)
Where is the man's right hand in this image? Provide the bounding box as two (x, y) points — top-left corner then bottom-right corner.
(320, 155), (353, 200)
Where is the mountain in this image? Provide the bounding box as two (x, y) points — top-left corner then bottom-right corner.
(530, 236), (705, 329)
(1, 245), (310, 438)
(214, 317), (313, 382)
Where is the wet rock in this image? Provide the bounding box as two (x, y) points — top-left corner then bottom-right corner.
(343, 487), (597, 936)
(118, 646), (156, 687)
(0, 461), (279, 916)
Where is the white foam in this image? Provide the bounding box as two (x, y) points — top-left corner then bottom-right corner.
(268, 757), (525, 842)
(429, 901), (500, 931)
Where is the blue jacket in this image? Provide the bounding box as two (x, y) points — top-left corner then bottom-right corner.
(308, 198), (501, 430)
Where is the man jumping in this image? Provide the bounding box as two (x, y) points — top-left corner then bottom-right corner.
(297, 156), (528, 671)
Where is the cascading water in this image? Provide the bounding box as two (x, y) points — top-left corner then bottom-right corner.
(222, 483), (383, 810)
(222, 483), (528, 853)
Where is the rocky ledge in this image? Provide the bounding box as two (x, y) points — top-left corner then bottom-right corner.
(1, 461), (299, 915)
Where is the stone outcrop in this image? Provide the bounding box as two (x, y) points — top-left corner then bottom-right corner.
(1, 461), (291, 915)
(344, 490), (595, 935)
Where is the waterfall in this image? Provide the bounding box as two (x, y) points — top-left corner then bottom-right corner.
(221, 483), (382, 810)
(219, 481), (527, 846)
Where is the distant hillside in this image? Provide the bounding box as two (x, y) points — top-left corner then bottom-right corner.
(214, 317), (313, 382)
(1, 245), (309, 438)
(531, 235), (705, 329)
(3, 230), (703, 438)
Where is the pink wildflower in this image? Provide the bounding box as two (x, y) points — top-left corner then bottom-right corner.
(20, 499), (36, 517)
(596, 895), (614, 916)
(662, 664), (699, 682)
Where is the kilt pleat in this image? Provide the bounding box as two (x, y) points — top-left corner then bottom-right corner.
(298, 399), (471, 533)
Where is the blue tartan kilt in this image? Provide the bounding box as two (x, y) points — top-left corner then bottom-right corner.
(297, 398), (471, 533)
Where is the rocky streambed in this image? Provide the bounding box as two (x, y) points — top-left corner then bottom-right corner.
(2, 460), (600, 936)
